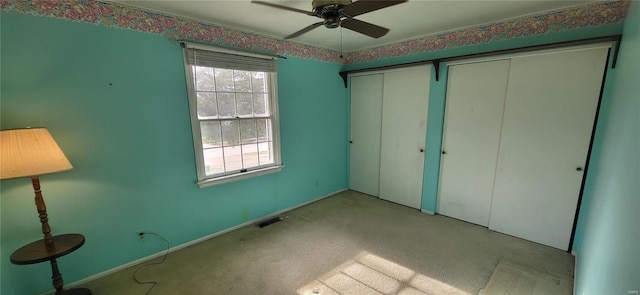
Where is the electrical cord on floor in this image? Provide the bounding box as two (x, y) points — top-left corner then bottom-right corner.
(132, 232), (170, 295)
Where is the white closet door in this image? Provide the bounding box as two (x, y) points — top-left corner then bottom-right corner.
(379, 66), (430, 209)
(489, 47), (608, 250)
(349, 74), (384, 196)
(438, 60), (510, 226)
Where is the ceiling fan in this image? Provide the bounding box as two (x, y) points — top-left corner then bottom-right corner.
(252, 0), (407, 39)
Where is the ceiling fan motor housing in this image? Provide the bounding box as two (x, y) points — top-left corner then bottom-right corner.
(312, 0), (352, 10)
(312, 0), (352, 28)
(323, 16), (341, 28)
(251, 0), (403, 39)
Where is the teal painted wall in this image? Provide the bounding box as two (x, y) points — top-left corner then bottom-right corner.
(0, 12), (347, 295)
(342, 23), (624, 214)
(573, 2), (640, 294)
(421, 65), (448, 213)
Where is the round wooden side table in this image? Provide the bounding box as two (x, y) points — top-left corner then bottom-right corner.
(11, 234), (91, 295)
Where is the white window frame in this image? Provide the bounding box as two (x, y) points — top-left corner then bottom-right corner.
(182, 42), (283, 188)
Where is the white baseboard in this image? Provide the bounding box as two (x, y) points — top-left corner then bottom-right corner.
(43, 188), (347, 295)
(421, 209), (435, 215)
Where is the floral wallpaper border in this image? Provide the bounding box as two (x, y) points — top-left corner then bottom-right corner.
(343, 0), (629, 64)
(0, 0), (630, 65)
(0, 0), (344, 62)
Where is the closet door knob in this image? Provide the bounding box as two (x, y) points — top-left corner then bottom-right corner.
(442, 151), (446, 155)
(576, 167), (583, 171)
(419, 148), (424, 153)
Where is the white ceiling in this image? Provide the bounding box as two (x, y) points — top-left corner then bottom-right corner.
(115, 0), (597, 52)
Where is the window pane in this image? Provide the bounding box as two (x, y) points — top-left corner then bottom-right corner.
(258, 141), (273, 165)
(194, 66), (215, 91)
(242, 144), (259, 168)
(234, 70), (252, 92)
(186, 54), (278, 182)
(253, 93), (268, 116)
(221, 120), (240, 146)
(203, 147), (224, 175)
(251, 72), (266, 93)
(257, 119), (272, 142)
(196, 92), (217, 119)
(200, 121), (222, 148)
(236, 93), (253, 117)
(217, 93), (236, 118)
(215, 68), (234, 92)
(223, 146), (243, 171)
(240, 119), (257, 144)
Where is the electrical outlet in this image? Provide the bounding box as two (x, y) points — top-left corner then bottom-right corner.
(137, 232), (145, 242)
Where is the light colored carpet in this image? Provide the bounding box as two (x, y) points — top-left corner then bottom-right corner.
(479, 259), (572, 295)
(79, 190), (574, 295)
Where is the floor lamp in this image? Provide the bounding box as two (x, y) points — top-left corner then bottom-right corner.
(1, 128), (91, 295)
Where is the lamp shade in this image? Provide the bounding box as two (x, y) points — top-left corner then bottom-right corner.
(0, 128), (73, 180)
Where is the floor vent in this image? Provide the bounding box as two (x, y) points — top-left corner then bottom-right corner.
(257, 216), (283, 228)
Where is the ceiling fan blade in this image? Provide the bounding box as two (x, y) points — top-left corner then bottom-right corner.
(284, 22), (324, 39)
(340, 0), (407, 17)
(341, 18), (389, 38)
(251, 1), (316, 16)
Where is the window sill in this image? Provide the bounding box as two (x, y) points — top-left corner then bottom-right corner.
(196, 165), (284, 188)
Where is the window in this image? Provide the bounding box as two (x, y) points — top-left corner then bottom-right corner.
(182, 43), (282, 187)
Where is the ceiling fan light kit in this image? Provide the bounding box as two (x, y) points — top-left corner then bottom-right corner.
(252, 0), (407, 39)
